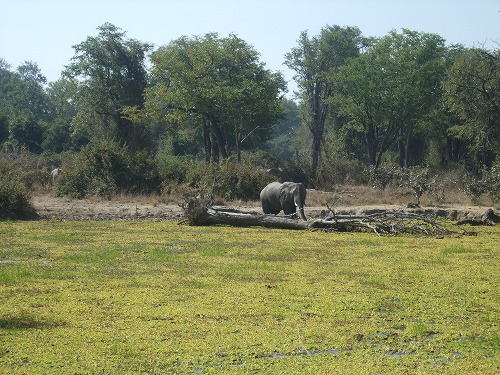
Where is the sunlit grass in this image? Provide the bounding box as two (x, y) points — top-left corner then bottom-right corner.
(0, 221), (499, 373)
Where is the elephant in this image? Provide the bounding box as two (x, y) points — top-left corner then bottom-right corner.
(260, 181), (307, 221)
(50, 167), (62, 184)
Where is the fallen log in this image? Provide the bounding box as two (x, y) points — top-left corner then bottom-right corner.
(181, 196), (455, 236)
(202, 207), (310, 230)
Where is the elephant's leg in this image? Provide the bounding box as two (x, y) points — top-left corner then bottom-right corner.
(262, 201), (279, 215)
(282, 205), (297, 216)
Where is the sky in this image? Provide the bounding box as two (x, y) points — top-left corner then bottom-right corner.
(1, 0), (498, 95)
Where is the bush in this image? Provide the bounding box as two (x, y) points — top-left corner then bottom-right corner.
(400, 167), (432, 206)
(207, 162), (274, 201)
(57, 140), (161, 199)
(0, 173), (37, 219)
(463, 158), (500, 206)
(366, 165), (400, 190)
(483, 158), (500, 206)
(319, 159), (367, 188)
(0, 150), (49, 190)
(156, 156), (276, 202)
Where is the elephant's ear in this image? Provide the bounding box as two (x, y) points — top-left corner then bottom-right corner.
(278, 186), (291, 203)
(278, 188), (286, 199)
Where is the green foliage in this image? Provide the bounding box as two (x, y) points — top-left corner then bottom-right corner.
(0, 152), (43, 219)
(65, 23), (153, 150)
(207, 162), (275, 200)
(0, 150), (49, 189)
(156, 154), (275, 201)
(147, 32), (286, 162)
(56, 140), (161, 199)
(0, 60), (51, 153)
(319, 159), (368, 186)
(285, 25), (364, 175)
(0, 111), (8, 144)
(0, 174), (36, 219)
(42, 77), (79, 153)
(1, 26), (499, 187)
(444, 48), (500, 169)
(332, 29), (447, 169)
(264, 98), (301, 161)
(463, 158), (500, 205)
(0, 221), (498, 373)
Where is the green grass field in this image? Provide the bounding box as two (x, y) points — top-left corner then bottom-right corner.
(0, 220), (499, 374)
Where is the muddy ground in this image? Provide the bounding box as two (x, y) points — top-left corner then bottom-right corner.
(32, 194), (494, 223)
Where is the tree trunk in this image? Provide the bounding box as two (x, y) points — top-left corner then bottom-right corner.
(211, 119), (228, 159)
(398, 124), (414, 170)
(398, 139), (406, 170)
(182, 201), (458, 236)
(366, 123), (377, 166)
(235, 133), (242, 164)
(195, 207), (311, 229)
(203, 120), (211, 163)
(309, 82), (330, 181)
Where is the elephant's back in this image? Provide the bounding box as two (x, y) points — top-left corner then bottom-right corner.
(260, 181), (282, 199)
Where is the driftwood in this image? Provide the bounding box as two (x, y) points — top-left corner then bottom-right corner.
(181, 196), (455, 236)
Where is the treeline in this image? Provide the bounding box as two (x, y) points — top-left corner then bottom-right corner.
(0, 23), (499, 202)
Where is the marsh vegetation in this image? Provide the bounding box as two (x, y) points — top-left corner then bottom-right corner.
(0, 221), (498, 373)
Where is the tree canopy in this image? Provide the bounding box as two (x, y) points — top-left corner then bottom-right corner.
(331, 29), (448, 169)
(285, 25), (365, 178)
(143, 33), (286, 162)
(0, 22), (498, 194)
(444, 47), (500, 169)
(65, 22), (153, 150)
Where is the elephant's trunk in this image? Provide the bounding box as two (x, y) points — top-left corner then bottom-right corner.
(294, 197), (307, 221)
(298, 207), (307, 221)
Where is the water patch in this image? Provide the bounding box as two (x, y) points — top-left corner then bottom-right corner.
(0, 260), (16, 264)
(257, 348), (340, 359)
(386, 351), (407, 358)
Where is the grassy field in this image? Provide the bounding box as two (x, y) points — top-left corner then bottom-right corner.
(0, 220), (499, 374)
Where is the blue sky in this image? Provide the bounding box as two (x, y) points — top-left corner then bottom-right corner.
(1, 0), (498, 94)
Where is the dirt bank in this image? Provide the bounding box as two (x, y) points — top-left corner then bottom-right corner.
(31, 194), (494, 223)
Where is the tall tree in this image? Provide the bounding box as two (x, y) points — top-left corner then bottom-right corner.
(332, 29), (447, 169)
(144, 33), (286, 162)
(384, 30), (447, 169)
(285, 25), (364, 179)
(0, 60), (51, 152)
(65, 23), (152, 150)
(265, 98), (301, 162)
(42, 77), (79, 152)
(331, 40), (398, 167)
(444, 47), (500, 169)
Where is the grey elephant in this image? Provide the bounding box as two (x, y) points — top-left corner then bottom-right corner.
(260, 181), (307, 221)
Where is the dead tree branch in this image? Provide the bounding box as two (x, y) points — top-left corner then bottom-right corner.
(182, 196), (456, 236)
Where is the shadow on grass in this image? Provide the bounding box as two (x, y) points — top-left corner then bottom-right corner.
(0, 314), (65, 330)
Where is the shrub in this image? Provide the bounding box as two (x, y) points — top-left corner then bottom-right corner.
(195, 162), (274, 201)
(156, 157), (275, 202)
(0, 150), (49, 190)
(483, 158), (500, 206)
(215, 163), (275, 201)
(463, 173), (487, 204)
(319, 159), (367, 188)
(463, 159), (500, 206)
(57, 140), (161, 199)
(366, 165), (399, 190)
(0, 173), (37, 219)
(400, 167), (432, 206)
